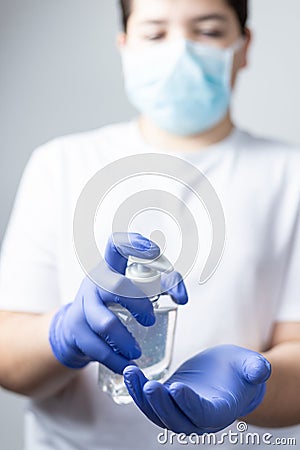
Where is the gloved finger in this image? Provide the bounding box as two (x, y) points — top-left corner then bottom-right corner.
(242, 355), (271, 385)
(240, 384), (266, 416)
(75, 320), (133, 374)
(88, 264), (156, 326)
(99, 274), (156, 326)
(143, 381), (198, 435)
(105, 233), (160, 274)
(77, 278), (141, 359)
(161, 271), (188, 305)
(83, 291), (141, 360)
(169, 382), (235, 431)
(123, 366), (166, 429)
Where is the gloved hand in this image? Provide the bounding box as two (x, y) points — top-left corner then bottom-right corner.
(124, 345), (271, 434)
(49, 232), (188, 373)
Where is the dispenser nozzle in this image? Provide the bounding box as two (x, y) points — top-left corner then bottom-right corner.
(128, 254), (173, 274)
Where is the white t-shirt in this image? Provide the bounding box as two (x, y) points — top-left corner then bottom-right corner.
(0, 121), (300, 449)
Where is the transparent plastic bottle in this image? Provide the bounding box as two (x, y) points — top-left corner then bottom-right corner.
(98, 254), (178, 405)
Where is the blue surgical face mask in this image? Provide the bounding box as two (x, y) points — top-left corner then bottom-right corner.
(121, 39), (242, 136)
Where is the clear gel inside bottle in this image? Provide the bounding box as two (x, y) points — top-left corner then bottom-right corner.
(98, 254), (178, 405)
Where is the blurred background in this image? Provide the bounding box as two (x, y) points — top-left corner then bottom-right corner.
(0, 0), (300, 448)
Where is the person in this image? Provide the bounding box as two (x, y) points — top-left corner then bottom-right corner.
(0, 0), (300, 449)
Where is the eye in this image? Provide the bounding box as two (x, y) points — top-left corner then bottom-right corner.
(143, 33), (166, 41)
(194, 29), (225, 39)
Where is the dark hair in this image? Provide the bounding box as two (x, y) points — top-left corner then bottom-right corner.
(119, 0), (248, 34)
(227, 0), (248, 34)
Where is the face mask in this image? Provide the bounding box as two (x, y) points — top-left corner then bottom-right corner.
(121, 39), (242, 136)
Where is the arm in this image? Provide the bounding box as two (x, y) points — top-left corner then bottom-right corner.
(0, 233), (158, 400)
(0, 310), (76, 399)
(0, 233), (187, 402)
(243, 322), (300, 427)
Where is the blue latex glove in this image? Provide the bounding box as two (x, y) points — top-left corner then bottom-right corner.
(124, 345), (271, 434)
(49, 233), (188, 373)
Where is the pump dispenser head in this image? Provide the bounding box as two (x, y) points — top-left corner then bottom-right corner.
(125, 254), (173, 300)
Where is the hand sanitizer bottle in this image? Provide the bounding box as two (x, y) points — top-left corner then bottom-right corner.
(98, 254), (178, 404)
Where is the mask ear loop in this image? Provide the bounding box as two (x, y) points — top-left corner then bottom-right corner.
(231, 36), (246, 53)
(223, 37), (246, 88)
(223, 48), (235, 90)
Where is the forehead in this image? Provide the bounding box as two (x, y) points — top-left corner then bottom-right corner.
(130, 0), (233, 21)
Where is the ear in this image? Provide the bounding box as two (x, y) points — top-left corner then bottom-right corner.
(231, 29), (252, 87)
(116, 32), (127, 50)
(240, 28), (252, 69)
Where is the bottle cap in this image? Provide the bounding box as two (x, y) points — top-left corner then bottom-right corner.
(125, 254), (173, 299)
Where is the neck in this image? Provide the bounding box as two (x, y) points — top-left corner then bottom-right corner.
(138, 113), (234, 152)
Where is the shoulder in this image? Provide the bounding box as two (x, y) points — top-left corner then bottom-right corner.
(31, 121), (135, 166)
(17, 122), (135, 199)
(236, 130), (300, 212)
(235, 129), (300, 182)
(236, 129), (300, 160)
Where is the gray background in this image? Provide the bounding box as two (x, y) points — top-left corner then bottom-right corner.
(0, 0), (300, 448)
